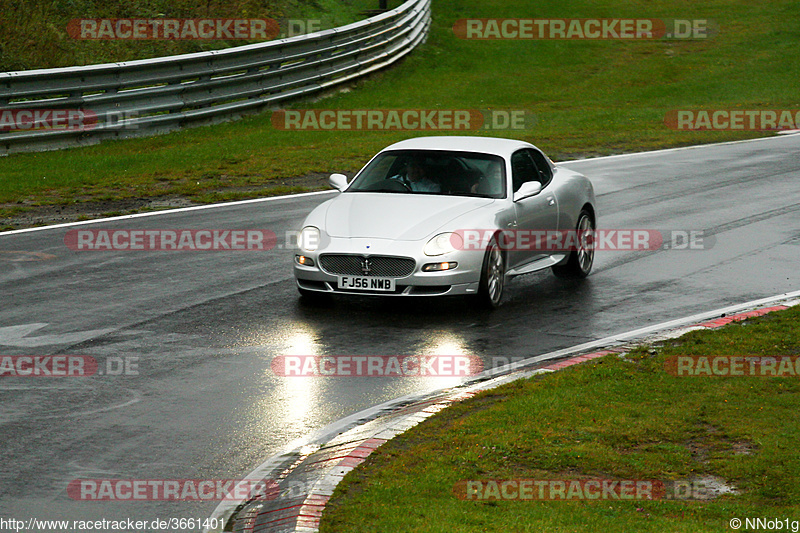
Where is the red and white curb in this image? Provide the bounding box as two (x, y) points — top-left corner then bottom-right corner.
(542, 304), (792, 372)
(206, 290), (800, 533)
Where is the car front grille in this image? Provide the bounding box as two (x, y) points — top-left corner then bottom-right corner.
(319, 254), (416, 277)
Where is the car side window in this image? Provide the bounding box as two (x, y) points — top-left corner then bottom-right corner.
(529, 149), (553, 187)
(511, 150), (539, 192)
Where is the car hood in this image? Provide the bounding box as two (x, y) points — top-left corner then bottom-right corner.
(323, 192), (495, 241)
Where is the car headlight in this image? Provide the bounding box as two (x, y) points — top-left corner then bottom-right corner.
(299, 226), (320, 252)
(424, 232), (463, 256)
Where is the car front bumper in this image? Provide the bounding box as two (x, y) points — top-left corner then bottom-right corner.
(293, 237), (485, 297)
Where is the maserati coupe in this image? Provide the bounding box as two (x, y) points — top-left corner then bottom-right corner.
(293, 136), (596, 308)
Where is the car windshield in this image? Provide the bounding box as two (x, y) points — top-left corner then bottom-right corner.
(346, 150), (506, 199)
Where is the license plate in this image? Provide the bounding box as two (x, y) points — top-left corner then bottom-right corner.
(338, 276), (395, 291)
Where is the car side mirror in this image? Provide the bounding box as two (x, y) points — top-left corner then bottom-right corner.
(513, 181), (542, 201)
(329, 173), (349, 191)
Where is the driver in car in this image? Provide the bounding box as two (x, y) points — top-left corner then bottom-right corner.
(391, 160), (440, 193)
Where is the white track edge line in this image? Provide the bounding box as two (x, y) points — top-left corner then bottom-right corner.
(0, 190), (337, 236)
(5, 133), (799, 237)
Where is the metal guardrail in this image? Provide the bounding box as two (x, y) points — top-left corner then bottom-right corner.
(0, 0), (430, 155)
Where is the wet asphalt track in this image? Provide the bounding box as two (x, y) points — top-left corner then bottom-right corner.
(1, 134), (799, 527)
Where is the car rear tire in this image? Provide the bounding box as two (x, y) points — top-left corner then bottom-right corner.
(552, 209), (595, 279)
(477, 236), (505, 308)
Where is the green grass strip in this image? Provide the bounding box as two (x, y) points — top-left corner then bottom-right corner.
(321, 305), (800, 532)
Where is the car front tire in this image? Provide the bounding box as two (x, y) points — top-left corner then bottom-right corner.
(477, 236), (505, 308)
(552, 209), (595, 279)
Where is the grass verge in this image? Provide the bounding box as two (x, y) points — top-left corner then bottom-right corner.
(0, 0), (398, 71)
(2, 0), (799, 229)
(321, 305), (800, 532)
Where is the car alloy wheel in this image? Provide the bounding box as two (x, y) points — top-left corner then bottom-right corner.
(552, 209), (594, 279)
(478, 236), (505, 308)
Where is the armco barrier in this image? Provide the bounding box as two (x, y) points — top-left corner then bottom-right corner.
(0, 0), (430, 155)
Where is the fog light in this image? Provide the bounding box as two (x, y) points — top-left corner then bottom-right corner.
(296, 255), (315, 267)
(422, 261), (457, 272)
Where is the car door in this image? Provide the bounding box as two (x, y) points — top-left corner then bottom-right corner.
(507, 148), (559, 269)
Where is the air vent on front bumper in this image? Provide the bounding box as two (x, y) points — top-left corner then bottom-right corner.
(319, 254), (416, 277)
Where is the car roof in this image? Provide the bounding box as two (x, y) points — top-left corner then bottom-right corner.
(381, 136), (541, 159)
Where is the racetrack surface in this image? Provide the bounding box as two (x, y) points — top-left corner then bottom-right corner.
(1, 134), (798, 525)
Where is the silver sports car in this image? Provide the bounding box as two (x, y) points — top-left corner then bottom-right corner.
(293, 136), (596, 308)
